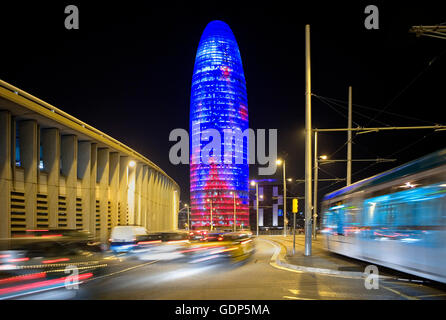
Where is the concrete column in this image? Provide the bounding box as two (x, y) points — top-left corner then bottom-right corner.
(168, 184), (173, 230)
(141, 166), (148, 229)
(156, 174), (162, 231)
(175, 187), (180, 231)
(119, 156), (129, 225)
(163, 179), (168, 230)
(152, 173), (159, 231)
(161, 178), (166, 230)
(41, 128), (60, 228)
(146, 169), (155, 231)
(135, 163), (143, 226)
(78, 141), (91, 232)
(172, 185), (178, 231)
(19, 120), (38, 229)
(128, 164), (136, 225)
(10, 118), (16, 186)
(61, 135), (78, 229)
(97, 148), (109, 241)
(0, 111), (12, 238)
(109, 152), (119, 228)
(90, 144), (98, 236)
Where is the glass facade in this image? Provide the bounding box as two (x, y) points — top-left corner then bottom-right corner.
(190, 21), (249, 229)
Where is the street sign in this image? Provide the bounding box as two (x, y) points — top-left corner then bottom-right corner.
(292, 198), (298, 213)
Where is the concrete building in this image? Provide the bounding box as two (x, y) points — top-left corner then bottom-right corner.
(0, 79), (180, 241)
(249, 181), (303, 232)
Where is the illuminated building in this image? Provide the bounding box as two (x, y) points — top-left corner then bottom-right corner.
(190, 20), (249, 230)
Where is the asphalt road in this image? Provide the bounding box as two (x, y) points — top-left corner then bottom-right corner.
(17, 238), (446, 300)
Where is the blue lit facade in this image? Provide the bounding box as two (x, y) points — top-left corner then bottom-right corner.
(190, 21), (249, 229)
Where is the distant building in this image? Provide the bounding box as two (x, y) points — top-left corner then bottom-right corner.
(249, 181), (304, 232)
(189, 21), (249, 230)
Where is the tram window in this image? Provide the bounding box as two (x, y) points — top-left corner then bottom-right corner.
(395, 202), (411, 227)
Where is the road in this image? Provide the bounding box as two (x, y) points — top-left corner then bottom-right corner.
(19, 238), (446, 300)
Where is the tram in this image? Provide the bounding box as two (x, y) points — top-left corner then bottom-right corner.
(321, 148), (446, 283)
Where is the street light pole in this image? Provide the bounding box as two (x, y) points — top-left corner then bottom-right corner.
(304, 24), (313, 256)
(347, 86), (352, 186)
(187, 204), (190, 231)
(210, 198), (213, 231)
(283, 160), (287, 237)
(277, 159), (287, 236)
(256, 183), (259, 237)
(207, 198), (213, 231)
(231, 192), (236, 232)
(293, 208), (296, 254)
(313, 131), (318, 240)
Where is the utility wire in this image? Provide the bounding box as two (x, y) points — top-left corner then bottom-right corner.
(350, 131), (436, 179)
(317, 95), (444, 126)
(315, 94), (392, 127)
(314, 95), (362, 127)
(318, 166), (343, 180)
(364, 48), (446, 126)
(314, 95), (386, 160)
(318, 180), (345, 194)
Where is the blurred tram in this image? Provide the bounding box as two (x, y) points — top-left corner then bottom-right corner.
(321, 148), (446, 283)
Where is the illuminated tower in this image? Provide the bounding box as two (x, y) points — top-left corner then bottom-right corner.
(190, 20), (249, 230)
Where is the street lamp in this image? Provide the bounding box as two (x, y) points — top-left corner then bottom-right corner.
(276, 159), (287, 237)
(313, 149), (328, 240)
(230, 191), (236, 232)
(251, 180), (259, 236)
(128, 160), (136, 168)
(207, 198), (213, 231)
(185, 204), (189, 231)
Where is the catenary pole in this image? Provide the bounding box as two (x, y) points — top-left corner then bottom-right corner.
(305, 24), (313, 256)
(347, 86), (352, 186)
(313, 131), (318, 240)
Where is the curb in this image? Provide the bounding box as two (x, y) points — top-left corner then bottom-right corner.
(261, 238), (424, 284)
(260, 238), (368, 279)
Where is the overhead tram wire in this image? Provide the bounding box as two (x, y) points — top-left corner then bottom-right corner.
(317, 132), (435, 195)
(350, 131), (437, 180)
(314, 94), (393, 127)
(364, 48), (446, 127)
(315, 95), (445, 126)
(318, 179), (346, 194)
(313, 93), (446, 161)
(313, 94), (386, 160)
(315, 95), (390, 159)
(314, 94), (362, 127)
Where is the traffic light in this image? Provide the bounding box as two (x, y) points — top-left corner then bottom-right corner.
(292, 198), (298, 213)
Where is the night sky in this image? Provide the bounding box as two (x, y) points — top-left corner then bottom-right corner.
(1, 1), (445, 204)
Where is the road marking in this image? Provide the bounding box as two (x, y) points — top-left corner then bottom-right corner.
(84, 260), (160, 283)
(416, 293), (446, 298)
(283, 295), (315, 300)
(260, 238), (433, 301)
(260, 237), (426, 286)
(380, 284), (419, 300)
(289, 289), (341, 299)
(261, 238), (365, 279)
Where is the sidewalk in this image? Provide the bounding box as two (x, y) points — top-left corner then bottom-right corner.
(261, 234), (369, 277)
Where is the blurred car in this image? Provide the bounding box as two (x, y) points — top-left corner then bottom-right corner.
(135, 231), (190, 261)
(7, 229), (101, 252)
(204, 231), (227, 242)
(109, 225), (149, 253)
(0, 230), (110, 299)
(188, 230), (209, 241)
(185, 231), (254, 264)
